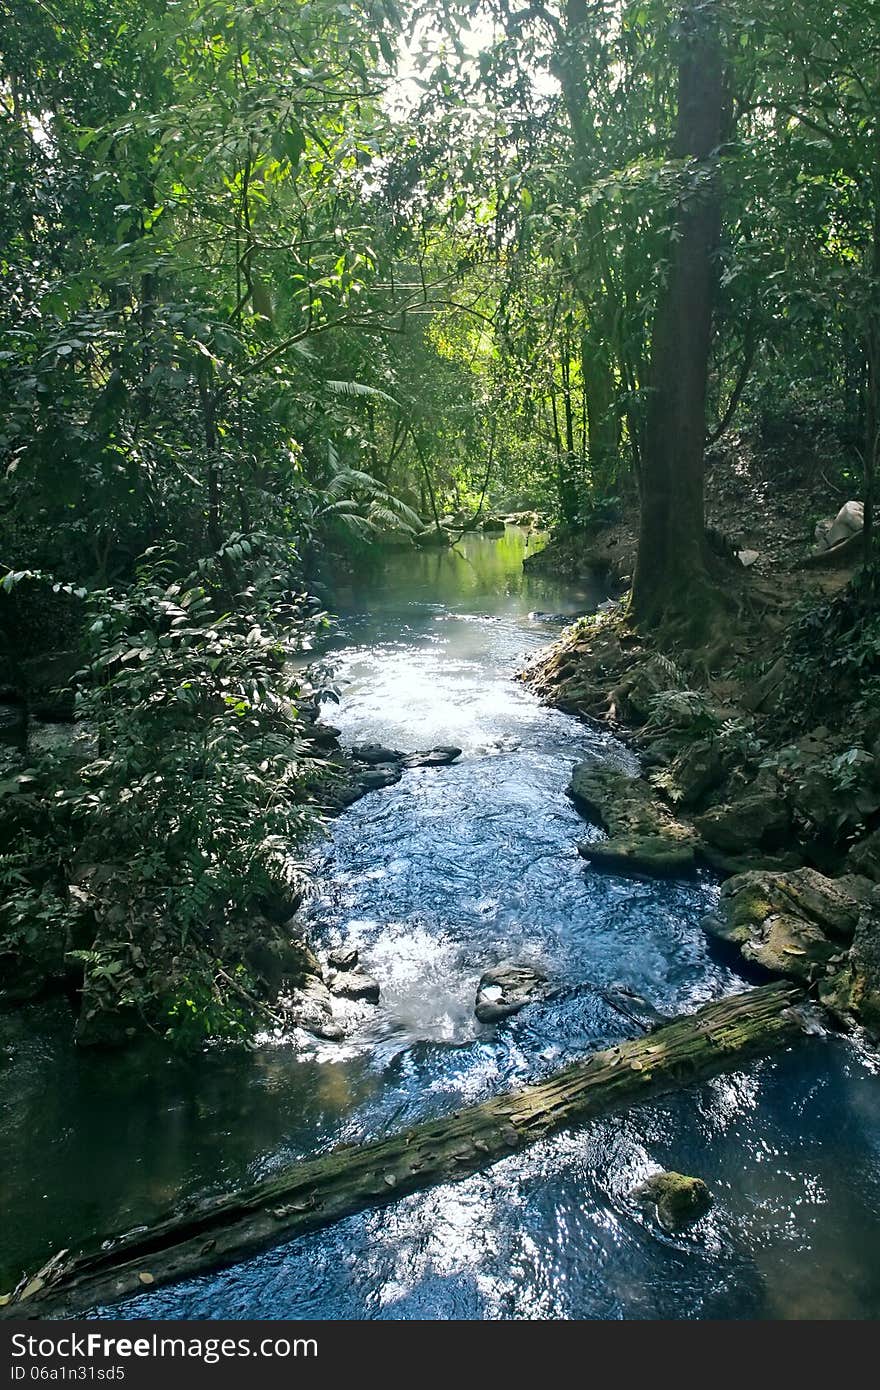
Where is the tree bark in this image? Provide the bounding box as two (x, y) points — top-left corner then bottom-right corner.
(631, 1), (725, 628)
(1, 981), (804, 1320)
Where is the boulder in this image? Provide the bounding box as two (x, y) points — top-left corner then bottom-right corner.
(280, 976), (345, 1041)
(819, 899), (880, 1038)
(825, 499), (864, 549)
(656, 738), (725, 810)
(416, 527), (450, 548)
(633, 1171), (712, 1232)
(351, 743), (404, 765)
(474, 961), (549, 1022)
(569, 763), (698, 876)
(306, 723), (342, 749)
(847, 829), (880, 882)
(328, 968), (380, 1004)
(358, 764), (402, 792)
(402, 745), (462, 769)
(702, 867), (862, 981)
(327, 946), (359, 972)
(693, 785), (789, 854)
(480, 517), (506, 533)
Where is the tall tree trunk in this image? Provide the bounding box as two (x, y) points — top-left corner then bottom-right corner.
(630, 2), (725, 629)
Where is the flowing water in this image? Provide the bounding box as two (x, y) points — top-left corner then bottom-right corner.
(2, 527), (880, 1319)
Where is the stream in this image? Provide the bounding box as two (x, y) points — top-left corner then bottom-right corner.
(2, 527), (880, 1319)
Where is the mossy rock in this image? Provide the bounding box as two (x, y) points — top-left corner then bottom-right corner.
(818, 898), (880, 1038)
(579, 834), (696, 877)
(693, 786), (790, 855)
(702, 867), (864, 982)
(634, 1171), (712, 1231)
(656, 738), (725, 810)
(569, 763), (698, 878)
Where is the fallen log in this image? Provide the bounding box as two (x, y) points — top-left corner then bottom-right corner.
(1, 981), (806, 1320)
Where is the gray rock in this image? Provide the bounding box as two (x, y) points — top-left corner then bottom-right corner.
(280, 976), (345, 1041)
(327, 946), (359, 972)
(358, 763), (402, 791)
(569, 762), (698, 876)
(848, 829), (880, 882)
(693, 785), (789, 854)
(351, 743), (404, 765)
(475, 961), (549, 1022)
(402, 746), (462, 768)
(826, 499), (864, 548)
(702, 866), (863, 981)
(328, 968), (380, 1004)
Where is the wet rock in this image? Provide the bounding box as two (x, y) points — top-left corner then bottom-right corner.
(402, 746), (462, 768)
(702, 867), (862, 981)
(307, 723), (342, 749)
(579, 834), (697, 876)
(280, 976), (345, 1041)
(693, 784), (790, 855)
(528, 610), (579, 625)
(474, 961), (549, 1022)
(351, 743), (404, 765)
(480, 517), (506, 533)
(634, 1171), (712, 1231)
(328, 968), (380, 1004)
(569, 763), (698, 877)
(358, 763), (402, 792)
(327, 946), (359, 972)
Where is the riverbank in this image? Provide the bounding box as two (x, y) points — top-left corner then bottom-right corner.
(3, 525), (880, 1320)
(520, 447), (880, 1037)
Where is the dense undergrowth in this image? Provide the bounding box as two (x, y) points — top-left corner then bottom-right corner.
(0, 540), (338, 1046)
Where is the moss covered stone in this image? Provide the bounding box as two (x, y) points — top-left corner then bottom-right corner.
(634, 1171), (712, 1231)
(702, 867), (863, 981)
(569, 762), (698, 876)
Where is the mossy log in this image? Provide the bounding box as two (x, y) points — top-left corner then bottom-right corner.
(1, 981), (805, 1320)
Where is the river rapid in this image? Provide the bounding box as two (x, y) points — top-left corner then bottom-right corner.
(2, 527), (880, 1320)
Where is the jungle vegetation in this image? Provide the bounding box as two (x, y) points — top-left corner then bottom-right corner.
(2, 0), (879, 1043)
